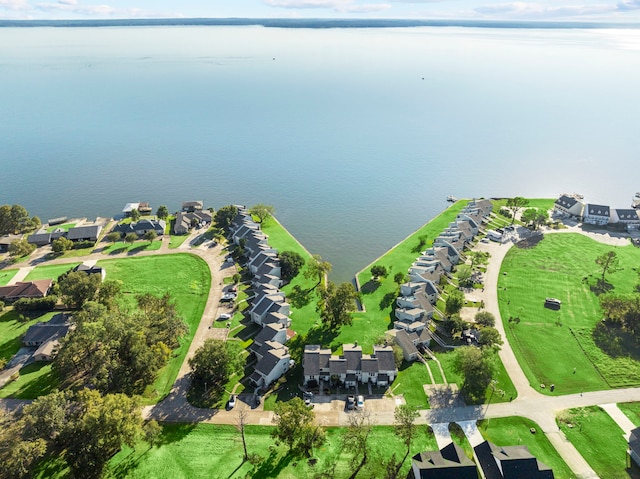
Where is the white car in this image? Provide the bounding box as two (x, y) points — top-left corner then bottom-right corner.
(228, 395), (236, 409)
(218, 313), (232, 321)
(357, 395), (364, 410)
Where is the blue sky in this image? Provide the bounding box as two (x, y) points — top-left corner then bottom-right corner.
(2, 0), (640, 21)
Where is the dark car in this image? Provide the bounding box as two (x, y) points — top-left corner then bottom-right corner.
(346, 395), (355, 411)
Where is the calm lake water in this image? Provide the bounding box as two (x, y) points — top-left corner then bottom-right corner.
(1, 26), (640, 281)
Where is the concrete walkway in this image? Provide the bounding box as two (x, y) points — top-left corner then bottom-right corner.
(601, 402), (637, 438)
(6, 266), (34, 285)
(431, 422), (453, 449)
(457, 420), (484, 447)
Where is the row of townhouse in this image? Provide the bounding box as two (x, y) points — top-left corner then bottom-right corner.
(27, 224), (103, 246)
(303, 343), (398, 388)
(391, 199), (493, 361)
(229, 207), (293, 390)
(554, 194), (640, 230)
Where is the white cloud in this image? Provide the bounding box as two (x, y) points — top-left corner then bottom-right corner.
(474, 1), (615, 18)
(0, 0), (30, 10)
(617, 0), (640, 10)
(264, 0), (389, 12)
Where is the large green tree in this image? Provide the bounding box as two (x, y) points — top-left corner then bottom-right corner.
(506, 197), (529, 224)
(58, 271), (102, 308)
(214, 205), (238, 232)
(445, 289), (465, 315)
(521, 207), (549, 229)
(272, 397), (324, 455)
(51, 236), (74, 253)
(156, 205), (169, 219)
(0, 204), (40, 235)
(279, 250), (305, 283)
(304, 254), (332, 289)
(189, 339), (244, 393)
(452, 346), (496, 403)
(595, 250), (620, 282)
(317, 281), (359, 330)
(8, 238), (36, 258)
(248, 204), (275, 223)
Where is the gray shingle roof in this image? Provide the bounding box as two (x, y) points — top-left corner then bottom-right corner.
(586, 204), (610, 217)
(374, 346), (396, 372)
(67, 225), (102, 241)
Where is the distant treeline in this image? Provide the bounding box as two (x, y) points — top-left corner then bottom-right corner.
(1, 18), (640, 29)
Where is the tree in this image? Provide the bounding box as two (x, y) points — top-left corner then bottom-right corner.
(521, 208), (549, 229)
(445, 289), (465, 315)
(51, 236), (74, 253)
(304, 254), (332, 289)
(595, 251), (620, 282)
(279, 250), (305, 283)
(394, 404), (419, 460)
(249, 204), (275, 223)
(0, 408), (47, 479)
(156, 205), (169, 219)
(130, 208), (141, 222)
(272, 397), (321, 454)
(97, 280), (122, 309)
(506, 197), (529, 224)
(394, 272), (407, 286)
(392, 344), (404, 368)
(370, 265), (388, 281)
(317, 281), (359, 330)
(442, 313), (467, 336)
(452, 346), (495, 403)
(106, 231), (121, 244)
(8, 238), (35, 258)
(189, 339), (244, 393)
(144, 230), (157, 243)
(478, 327), (503, 349)
(0, 204), (40, 235)
(457, 264), (473, 288)
(600, 292), (631, 324)
(236, 407), (250, 461)
(343, 410), (374, 474)
(58, 271), (102, 308)
(214, 205), (238, 232)
(475, 311), (496, 327)
(125, 232), (138, 245)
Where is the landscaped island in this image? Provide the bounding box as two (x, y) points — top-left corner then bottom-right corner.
(1, 195), (640, 479)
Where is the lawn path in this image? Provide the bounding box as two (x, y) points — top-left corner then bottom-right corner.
(6, 266), (34, 285)
(600, 403), (637, 438)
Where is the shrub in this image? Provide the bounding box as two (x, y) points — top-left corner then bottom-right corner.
(73, 240), (95, 250)
(13, 296), (58, 311)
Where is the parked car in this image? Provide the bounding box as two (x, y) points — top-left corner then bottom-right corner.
(303, 391), (313, 407)
(346, 395), (355, 411)
(357, 395), (364, 410)
(228, 395), (236, 409)
(217, 313), (231, 321)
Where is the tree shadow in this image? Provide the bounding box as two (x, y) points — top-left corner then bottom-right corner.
(252, 450), (296, 479)
(379, 292), (396, 311)
(360, 280), (380, 295)
(592, 321), (640, 360)
(589, 278), (614, 296)
(109, 246), (129, 255)
(289, 285), (313, 309)
(155, 423), (197, 445)
(515, 233), (544, 249)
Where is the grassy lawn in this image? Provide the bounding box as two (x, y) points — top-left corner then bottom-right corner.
(0, 361), (59, 399)
(97, 254), (211, 403)
(0, 310), (56, 363)
(619, 402), (640, 427)
(101, 423), (438, 479)
(100, 240), (162, 255)
(478, 416), (573, 479)
(558, 406), (640, 479)
(449, 422), (474, 459)
(46, 223), (75, 233)
(498, 233), (640, 394)
(0, 268), (18, 286)
(350, 200), (469, 352)
(393, 361), (431, 408)
(54, 247), (96, 259)
(24, 263), (78, 281)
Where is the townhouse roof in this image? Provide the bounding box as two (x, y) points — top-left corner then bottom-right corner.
(585, 204), (610, 217)
(374, 346), (396, 371)
(67, 225), (102, 241)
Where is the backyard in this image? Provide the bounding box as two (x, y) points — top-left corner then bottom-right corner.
(498, 233), (640, 394)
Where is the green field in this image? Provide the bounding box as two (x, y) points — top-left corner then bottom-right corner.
(46, 223), (75, 233)
(102, 423), (438, 479)
(168, 234), (191, 249)
(100, 240), (162, 255)
(619, 402), (640, 426)
(97, 254), (211, 403)
(0, 268), (18, 286)
(0, 362), (58, 399)
(558, 406), (640, 479)
(478, 416), (573, 479)
(24, 263), (79, 281)
(393, 362), (431, 408)
(350, 201), (468, 351)
(498, 233), (640, 394)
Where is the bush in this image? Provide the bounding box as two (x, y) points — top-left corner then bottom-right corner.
(73, 240), (95, 250)
(0, 300), (4, 312)
(13, 296), (58, 311)
(499, 208), (512, 219)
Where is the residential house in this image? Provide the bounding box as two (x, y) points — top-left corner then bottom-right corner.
(474, 441), (554, 479)
(0, 279), (53, 301)
(583, 204), (610, 226)
(0, 234), (22, 252)
(629, 427), (640, 467)
(67, 225), (102, 242)
(553, 195), (584, 218)
(613, 209), (640, 231)
(122, 203), (140, 217)
(23, 313), (71, 362)
(250, 345), (291, 388)
(304, 344), (398, 387)
(73, 263), (106, 281)
(250, 323), (287, 355)
(27, 231), (52, 247)
(409, 443), (479, 479)
(113, 219), (165, 238)
(249, 294), (290, 326)
(390, 328), (431, 362)
(173, 210), (212, 235)
(262, 311), (291, 328)
(182, 201), (203, 213)
(248, 251), (279, 274)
